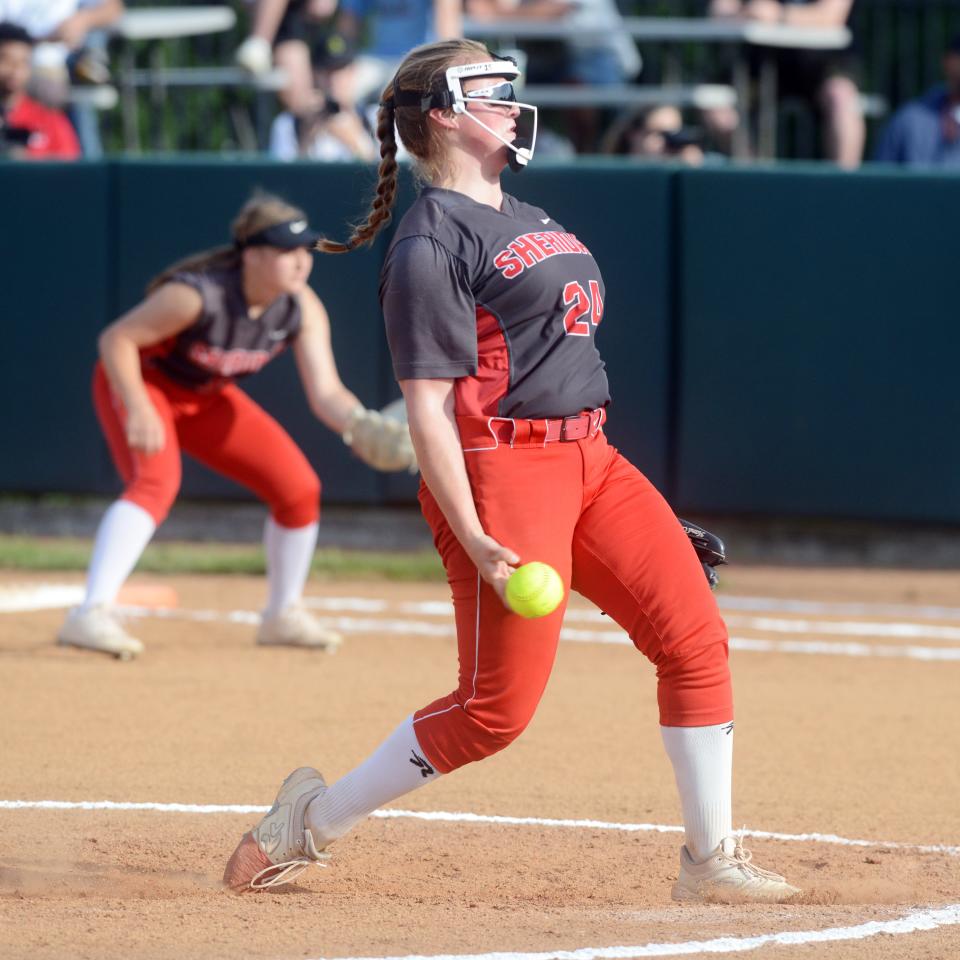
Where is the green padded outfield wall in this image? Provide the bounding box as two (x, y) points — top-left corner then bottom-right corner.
(3, 160), (956, 522)
(0, 159), (674, 510)
(111, 160), (391, 505)
(0, 163), (114, 493)
(675, 166), (960, 523)
(109, 161), (675, 506)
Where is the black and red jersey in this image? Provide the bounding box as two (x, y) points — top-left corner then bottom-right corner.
(380, 187), (610, 420)
(145, 265), (302, 391)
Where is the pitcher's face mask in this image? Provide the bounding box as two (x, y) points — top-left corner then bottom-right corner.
(393, 57), (537, 172)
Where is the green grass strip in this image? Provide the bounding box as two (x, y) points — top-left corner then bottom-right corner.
(0, 535), (444, 581)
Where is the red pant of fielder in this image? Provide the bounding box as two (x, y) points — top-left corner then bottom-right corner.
(93, 364), (320, 527)
(413, 414), (733, 774)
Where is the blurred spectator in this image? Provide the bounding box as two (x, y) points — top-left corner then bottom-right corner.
(566, 0), (640, 88)
(709, 0), (863, 168)
(0, 0), (122, 84)
(465, 0), (640, 152)
(67, 0), (122, 87)
(0, 20), (79, 158)
(336, 0), (461, 102)
(467, 0), (566, 19)
(466, 0), (638, 87)
(602, 105), (706, 165)
(873, 35), (960, 168)
(0, 0), (86, 43)
(466, 0), (569, 87)
(237, 0), (339, 117)
(239, 0), (460, 111)
(0, 0), (124, 107)
(268, 57), (377, 160)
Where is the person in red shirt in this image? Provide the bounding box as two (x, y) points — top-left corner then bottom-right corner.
(0, 21), (80, 159)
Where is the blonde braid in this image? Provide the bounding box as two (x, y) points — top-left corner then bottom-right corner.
(317, 97), (400, 254)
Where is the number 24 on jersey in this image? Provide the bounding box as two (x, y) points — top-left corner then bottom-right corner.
(562, 280), (603, 337)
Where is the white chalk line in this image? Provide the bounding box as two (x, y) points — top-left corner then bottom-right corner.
(723, 615), (960, 642)
(359, 596), (960, 625)
(5, 798), (958, 957)
(2, 800), (957, 857)
(726, 637), (960, 661)
(399, 603), (960, 642)
(719, 595), (960, 622)
(308, 904), (960, 960)
(5, 583), (960, 625)
(0, 584), (85, 612)
(5, 585), (960, 661)
(112, 607), (960, 662)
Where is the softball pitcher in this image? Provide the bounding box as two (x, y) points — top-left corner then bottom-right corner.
(58, 194), (415, 659)
(224, 42), (799, 902)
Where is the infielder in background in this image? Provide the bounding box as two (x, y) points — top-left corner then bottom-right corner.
(224, 43), (799, 902)
(58, 194), (415, 660)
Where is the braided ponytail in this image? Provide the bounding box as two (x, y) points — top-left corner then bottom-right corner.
(317, 39), (491, 256)
(316, 95), (400, 254)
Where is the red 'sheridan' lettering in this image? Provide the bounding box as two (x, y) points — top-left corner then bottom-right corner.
(493, 231), (591, 279)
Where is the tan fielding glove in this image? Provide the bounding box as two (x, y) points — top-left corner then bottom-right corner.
(342, 402), (418, 473)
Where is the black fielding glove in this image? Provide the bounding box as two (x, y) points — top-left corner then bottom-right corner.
(678, 519), (727, 591)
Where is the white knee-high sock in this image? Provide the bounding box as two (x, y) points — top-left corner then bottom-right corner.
(83, 500), (157, 609)
(305, 715), (440, 847)
(263, 517), (318, 616)
(660, 722), (734, 863)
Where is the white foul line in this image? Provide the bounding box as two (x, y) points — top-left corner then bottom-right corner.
(5, 582), (960, 625)
(5, 799), (958, 957)
(5, 585), (960, 662)
(718, 595), (960, 622)
(2, 800), (957, 857)
(727, 636), (960, 661)
(723, 615), (960, 642)
(306, 904), (960, 960)
(105, 607), (960, 662)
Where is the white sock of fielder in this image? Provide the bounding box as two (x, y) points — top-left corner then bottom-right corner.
(660, 722), (734, 863)
(263, 517), (318, 617)
(82, 499), (157, 609)
(305, 715), (439, 847)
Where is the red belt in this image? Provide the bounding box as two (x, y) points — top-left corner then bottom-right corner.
(456, 408), (606, 450)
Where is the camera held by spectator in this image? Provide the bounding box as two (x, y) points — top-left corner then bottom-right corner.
(0, 20), (80, 159)
(603, 105), (706, 166)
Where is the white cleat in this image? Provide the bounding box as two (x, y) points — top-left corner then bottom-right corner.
(672, 835), (801, 903)
(256, 605), (342, 651)
(223, 766), (330, 892)
(234, 34), (272, 76)
(57, 605), (144, 661)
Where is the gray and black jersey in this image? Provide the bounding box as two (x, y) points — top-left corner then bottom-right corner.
(145, 265), (302, 391)
(381, 187), (610, 420)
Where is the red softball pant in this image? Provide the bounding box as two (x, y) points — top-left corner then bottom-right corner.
(93, 363), (320, 527)
(413, 419), (733, 774)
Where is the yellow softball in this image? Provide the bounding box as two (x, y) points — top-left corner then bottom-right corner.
(505, 562), (564, 619)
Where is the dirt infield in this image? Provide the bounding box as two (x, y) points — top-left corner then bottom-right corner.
(2, 566), (959, 960)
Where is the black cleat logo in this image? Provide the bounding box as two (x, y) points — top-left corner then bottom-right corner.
(409, 750), (435, 778)
(722, 722), (734, 735)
